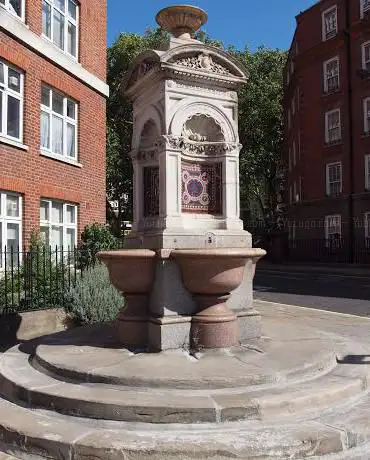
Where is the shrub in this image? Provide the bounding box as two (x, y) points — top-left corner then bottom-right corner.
(65, 263), (124, 325)
(78, 223), (120, 269)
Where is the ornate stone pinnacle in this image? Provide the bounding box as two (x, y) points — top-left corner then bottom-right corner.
(156, 5), (208, 40)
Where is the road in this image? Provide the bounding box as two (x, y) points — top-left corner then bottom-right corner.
(254, 267), (370, 317)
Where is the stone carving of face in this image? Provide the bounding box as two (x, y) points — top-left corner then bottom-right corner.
(200, 54), (212, 70)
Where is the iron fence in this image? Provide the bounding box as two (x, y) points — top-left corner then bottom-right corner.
(287, 238), (370, 264)
(0, 246), (99, 314)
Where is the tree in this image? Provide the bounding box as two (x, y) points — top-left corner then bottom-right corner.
(234, 46), (287, 233)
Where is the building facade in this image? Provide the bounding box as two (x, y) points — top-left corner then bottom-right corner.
(284, 0), (370, 251)
(0, 0), (108, 260)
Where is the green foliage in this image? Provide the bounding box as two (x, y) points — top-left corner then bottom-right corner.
(66, 263), (124, 325)
(78, 223), (120, 269)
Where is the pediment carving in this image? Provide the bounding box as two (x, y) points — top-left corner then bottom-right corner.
(172, 53), (231, 76)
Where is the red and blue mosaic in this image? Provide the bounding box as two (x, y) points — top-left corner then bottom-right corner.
(181, 161), (222, 214)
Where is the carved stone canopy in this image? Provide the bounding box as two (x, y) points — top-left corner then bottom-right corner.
(123, 43), (248, 96)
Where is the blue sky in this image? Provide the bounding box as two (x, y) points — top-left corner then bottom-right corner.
(107, 1), (318, 50)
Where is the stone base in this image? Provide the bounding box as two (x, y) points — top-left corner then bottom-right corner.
(2, 304), (370, 459)
(124, 228), (252, 250)
(148, 316), (191, 351)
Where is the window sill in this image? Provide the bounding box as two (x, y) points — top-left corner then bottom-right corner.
(322, 88), (341, 96)
(41, 35), (79, 65)
(40, 150), (82, 167)
(0, 4), (26, 23)
(0, 136), (28, 151)
(324, 140), (343, 147)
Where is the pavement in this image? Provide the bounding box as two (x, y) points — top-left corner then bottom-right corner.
(254, 262), (370, 317)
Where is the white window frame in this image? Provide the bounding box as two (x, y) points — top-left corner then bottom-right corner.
(40, 85), (78, 162)
(365, 154), (370, 190)
(365, 212), (370, 248)
(0, 191), (22, 269)
(326, 161), (342, 196)
(0, 60), (24, 143)
(325, 108), (341, 143)
(323, 56), (340, 92)
(42, 0), (79, 60)
(361, 41), (370, 71)
(0, 0), (25, 21)
(363, 97), (370, 133)
(325, 214), (341, 246)
(322, 6), (338, 41)
(39, 199), (77, 249)
(361, 0), (370, 18)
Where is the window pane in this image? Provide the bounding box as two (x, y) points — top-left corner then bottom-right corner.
(51, 226), (63, 248)
(40, 226), (50, 246)
(66, 99), (75, 119)
(53, 9), (65, 49)
(52, 115), (63, 154)
(6, 195), (19, 217)
(9, 0), (21, 16)
(6, 223), (19, 251)
(54, 0), (65, 12)
(40, 111), (50, 149)
(7, 96), (20, 139)
(68, 22), (77, 56)
(52, 90), (63, 114)
(68, 0), (76, 19)
(41, 86), (50, 107)
(42, 0), (52, 38)
(8, 68), (20, 93)
(51, 202), (63, 223)
(66, 228), (75, 248)
(66, 205), (75, 223)
(40, 201), (49, 221)
(0, 63), (4, 85)
(66, 123), (75, 157)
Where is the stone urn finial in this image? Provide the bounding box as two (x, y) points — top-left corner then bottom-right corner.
(156, 5), (208, 40)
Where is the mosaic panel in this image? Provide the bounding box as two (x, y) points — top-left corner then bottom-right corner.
(143, 166), (159, 217)
(181, 161), (222, 214)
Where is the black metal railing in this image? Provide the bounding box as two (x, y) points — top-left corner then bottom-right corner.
(0, 246), (99, 314)
(287, 238), (370, 264)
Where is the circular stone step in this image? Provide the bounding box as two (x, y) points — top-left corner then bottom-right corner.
(31, 322), (339, 389)
(1, 324), (369, 424)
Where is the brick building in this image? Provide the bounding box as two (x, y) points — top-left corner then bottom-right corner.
(284, 0), (370, 251)
(0, 0), (109, 261)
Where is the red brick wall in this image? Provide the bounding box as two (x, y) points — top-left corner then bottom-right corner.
(284, 0), (370, 235)
(24, 0), (107, 81)
(0, 31), (106, 246)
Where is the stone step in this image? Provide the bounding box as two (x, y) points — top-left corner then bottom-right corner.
(1, 394), (370, 459)
(1, 345), (369, 424)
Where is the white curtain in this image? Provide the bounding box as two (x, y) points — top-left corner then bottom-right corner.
(66, 123), (75, 157)
(52, 115), (63, 154)
(40, 111), (50, 148)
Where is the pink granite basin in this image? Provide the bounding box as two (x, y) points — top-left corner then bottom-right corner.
(97, 249), (156, 294)
(171, 248), (266, 295)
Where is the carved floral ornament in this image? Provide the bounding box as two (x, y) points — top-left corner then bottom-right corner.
(171, 53), (231, 76)
(135, 138), (241, 161)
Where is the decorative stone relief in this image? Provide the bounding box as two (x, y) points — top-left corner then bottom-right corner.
(181, 160), (222, 214)
(143, 166), (159, 216)
(173, 53), (231, 76)
(173, 82), (231, 97)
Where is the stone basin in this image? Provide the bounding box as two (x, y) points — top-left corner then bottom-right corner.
(97, 249), (156, 346)
(172, 248), (266, 348)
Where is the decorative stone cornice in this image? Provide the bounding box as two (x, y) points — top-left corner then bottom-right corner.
(158, 135), (241, 157)
(172, 53), (231, 76)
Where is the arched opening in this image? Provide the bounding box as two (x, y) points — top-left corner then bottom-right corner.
(181, 114), (224, 143)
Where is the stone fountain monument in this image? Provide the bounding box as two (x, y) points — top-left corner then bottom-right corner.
(0, 6), (370, 460)
(100, 4), (265, 351)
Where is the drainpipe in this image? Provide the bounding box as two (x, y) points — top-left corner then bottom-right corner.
(344, 0), (355, 263)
